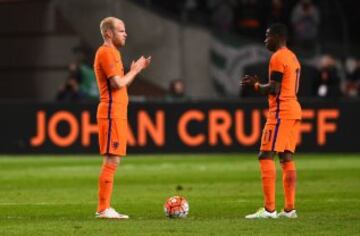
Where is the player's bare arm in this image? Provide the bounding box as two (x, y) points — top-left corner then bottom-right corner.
(109, 56), (151, 89)
(240, 73), (281, 95)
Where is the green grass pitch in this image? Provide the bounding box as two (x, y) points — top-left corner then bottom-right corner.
(0, 154), (359, 236)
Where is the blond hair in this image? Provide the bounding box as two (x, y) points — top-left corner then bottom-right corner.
(100, 17), (122, 39)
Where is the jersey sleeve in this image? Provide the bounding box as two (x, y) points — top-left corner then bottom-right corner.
(270, 52), (285, 74)
(99, 48), (118, 79)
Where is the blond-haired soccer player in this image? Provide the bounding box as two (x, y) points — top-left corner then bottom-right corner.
(241, 23), (301, 219)
(93, 17), (151, 219)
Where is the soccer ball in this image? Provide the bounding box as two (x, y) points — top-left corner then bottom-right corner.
(164, 196), (189, 218)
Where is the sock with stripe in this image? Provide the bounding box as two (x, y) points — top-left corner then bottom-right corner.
(259, 159), (276, 212)
(97, 162), (117, 212)
(281, 161), (296, 211)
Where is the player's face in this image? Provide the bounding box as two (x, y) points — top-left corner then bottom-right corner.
(264, 28), (277, 52)
(112, 20), (127, 48)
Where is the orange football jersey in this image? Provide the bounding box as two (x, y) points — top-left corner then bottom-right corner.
(93, 45), (128, 119)
(267, 47), (301, 120)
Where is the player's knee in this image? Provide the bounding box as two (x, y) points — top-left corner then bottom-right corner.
(258, 151), (275, 160)
(104, 155), (121, 166)
(279, 150), (293, 163)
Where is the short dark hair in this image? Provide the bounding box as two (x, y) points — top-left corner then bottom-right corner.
(269, 23), (288, 40)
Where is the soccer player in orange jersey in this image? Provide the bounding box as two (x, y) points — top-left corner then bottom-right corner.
(93, 17), (151, 219)
(241, 23), (301, 219)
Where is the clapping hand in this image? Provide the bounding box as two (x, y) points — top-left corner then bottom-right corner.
(240, 75), (259, 88)
(131, 56), (151, 73)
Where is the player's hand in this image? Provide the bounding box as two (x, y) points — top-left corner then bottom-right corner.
(131, 56), (151, 73)
(240, 75), (259, 88)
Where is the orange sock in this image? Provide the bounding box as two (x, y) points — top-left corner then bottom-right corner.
(97, 162), (117, 212)
(259, 159), (276, 212)
(281, 161), (296, 211)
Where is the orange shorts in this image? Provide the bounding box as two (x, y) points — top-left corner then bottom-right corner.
(97, 118), (127, 156)
(260, 119), (300, 153)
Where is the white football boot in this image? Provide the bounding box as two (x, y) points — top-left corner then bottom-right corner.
(245, 208), (278, 219)
(277, 209), (298, 218)
(96, 208), (129, 219)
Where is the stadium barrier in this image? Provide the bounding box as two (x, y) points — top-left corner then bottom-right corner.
(0, 99), (358, 154)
